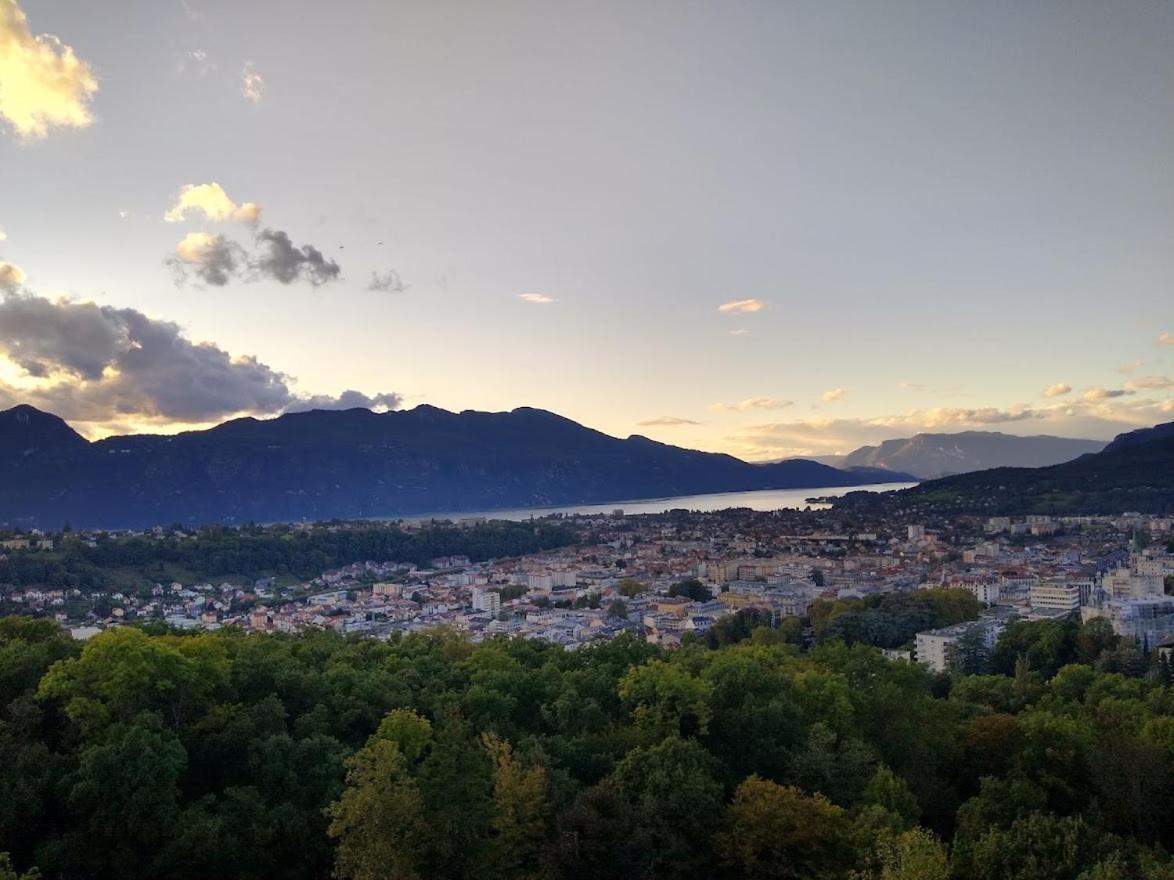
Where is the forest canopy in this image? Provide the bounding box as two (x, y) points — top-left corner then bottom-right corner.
(0, 615), (1171, 879)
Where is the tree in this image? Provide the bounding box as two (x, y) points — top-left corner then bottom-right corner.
(862, 767), (920, 829)
(414, 714), (494, 879)
(64, 714), (188, 878)
(482, 733), (552, 880)
(618, 659), (713, 739)
(950, 625), (992, 675)
(327, 740), (428, 880)
(863, 827), (948, 880)
(617, 579), (649, 598)
(554, 782), (650, 880)
(713, 775), (851, 880)
(668, 578), (712, 602)
(611, 737), (724, 880)
(605, 599), (629, 619)
(965, 813), (1101, 880)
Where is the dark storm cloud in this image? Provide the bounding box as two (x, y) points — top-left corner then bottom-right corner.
(0, 292), (398, 427)
(167, 228), (341, 288)
(255, 228), (341, 286)
(284, 390), (403, 412)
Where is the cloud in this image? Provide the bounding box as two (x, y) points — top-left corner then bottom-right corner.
(0, 290), (398, 432)
(168, 228), (340, 288)
(283, 390), (402, 413)
(1158, 332), (1173, 347)
(1042, 383), (1072, 398)
(728, 407), (1044, 459)
(637, 416), (701, 426)
(165, 182), (261, 225)
(178, 48), (215, 77)
(241, 62), (263, 103)
(728, 328), (750, 336)
(720, 400), (1170, 460)
(179, 0), (203, 21)
(171, 232), (247, 287)
(518, 293), (556, 304)
(710, 397), (793, 412)
(1082, 386), (1134, 402)
(0, 0), (98, 139)
(254, 228), (340, 286)
(0, 260), (25, 294)
(718, 298), (765, 313)
(0, 227), (6, 241)
(369, 269), (405, 293)
(1117, 360), (1144, 375)
(1124, 375), (1173, 392)
(821, 388), (847, 402)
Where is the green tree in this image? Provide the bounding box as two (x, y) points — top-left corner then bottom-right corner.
(862, 766), (920, 828)
(668, 578), (712, 602)
(482, 733), (552, 880)
(327, 740), (427, 880)
(619, 659), (713, 739)
(713, 775), (851, 880)
(611, 737), (724, 880)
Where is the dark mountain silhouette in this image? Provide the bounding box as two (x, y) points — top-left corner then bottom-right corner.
(0, 404), (909, 529)
(815, 430), (1105, 479)
(835, 421), (1174, 515)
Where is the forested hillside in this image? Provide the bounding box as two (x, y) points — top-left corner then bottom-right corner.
(0, 614), (1171, 880)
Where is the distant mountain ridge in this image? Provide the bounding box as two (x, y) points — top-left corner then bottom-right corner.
(0, 404), (908, 529)
(815, 430), (1105, 479)
(835, 421), (1174, 515)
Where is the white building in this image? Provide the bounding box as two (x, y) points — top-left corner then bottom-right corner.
(1030, 580), (1080, 614)
(914, 618), (1006, 673)
(471, 587), (501, 614)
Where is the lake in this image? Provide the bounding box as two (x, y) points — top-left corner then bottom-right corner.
(402, 482), (918, 522)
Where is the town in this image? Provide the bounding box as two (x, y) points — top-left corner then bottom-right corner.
(4, 505), (1173, 672)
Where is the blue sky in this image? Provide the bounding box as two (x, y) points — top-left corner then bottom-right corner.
(0, 0), (1171, 457)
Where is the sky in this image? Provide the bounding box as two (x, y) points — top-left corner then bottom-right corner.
(0, 0), (1171, 459)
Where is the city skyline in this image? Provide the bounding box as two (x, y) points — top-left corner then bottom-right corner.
(1, 0), (1172, 459)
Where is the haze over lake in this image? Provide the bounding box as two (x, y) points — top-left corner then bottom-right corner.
(402, 482), (919, 522)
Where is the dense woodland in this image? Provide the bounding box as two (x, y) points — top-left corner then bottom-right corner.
(1, 608), (1173, 880)
(0, 522), (579, 594)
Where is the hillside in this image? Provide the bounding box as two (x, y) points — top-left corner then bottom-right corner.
(836, 421), (1174, 515)
(817, 430), (1105, 479)
(0, 404), (905, 529)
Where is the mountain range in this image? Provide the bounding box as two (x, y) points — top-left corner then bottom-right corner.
(812, 430), (1106, 479)
(837, 421), (1174, 516)
(0, 404), (908, 529)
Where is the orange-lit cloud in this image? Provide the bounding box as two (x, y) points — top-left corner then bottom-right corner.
(517, 293), (556, 304)
(821, 388), (847, 402)
(0, 0), (97, 139)
(718, 298), (765, 313)
(1042, 383), (1071, 398)
(165, 182), (262, 225)
(1125, 375), (1173, 392)
(710, 397), (793, 412)
(637, 416), (700, 426)
(0, 260), (25, 292)
(1082, 386), (1133, 402)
